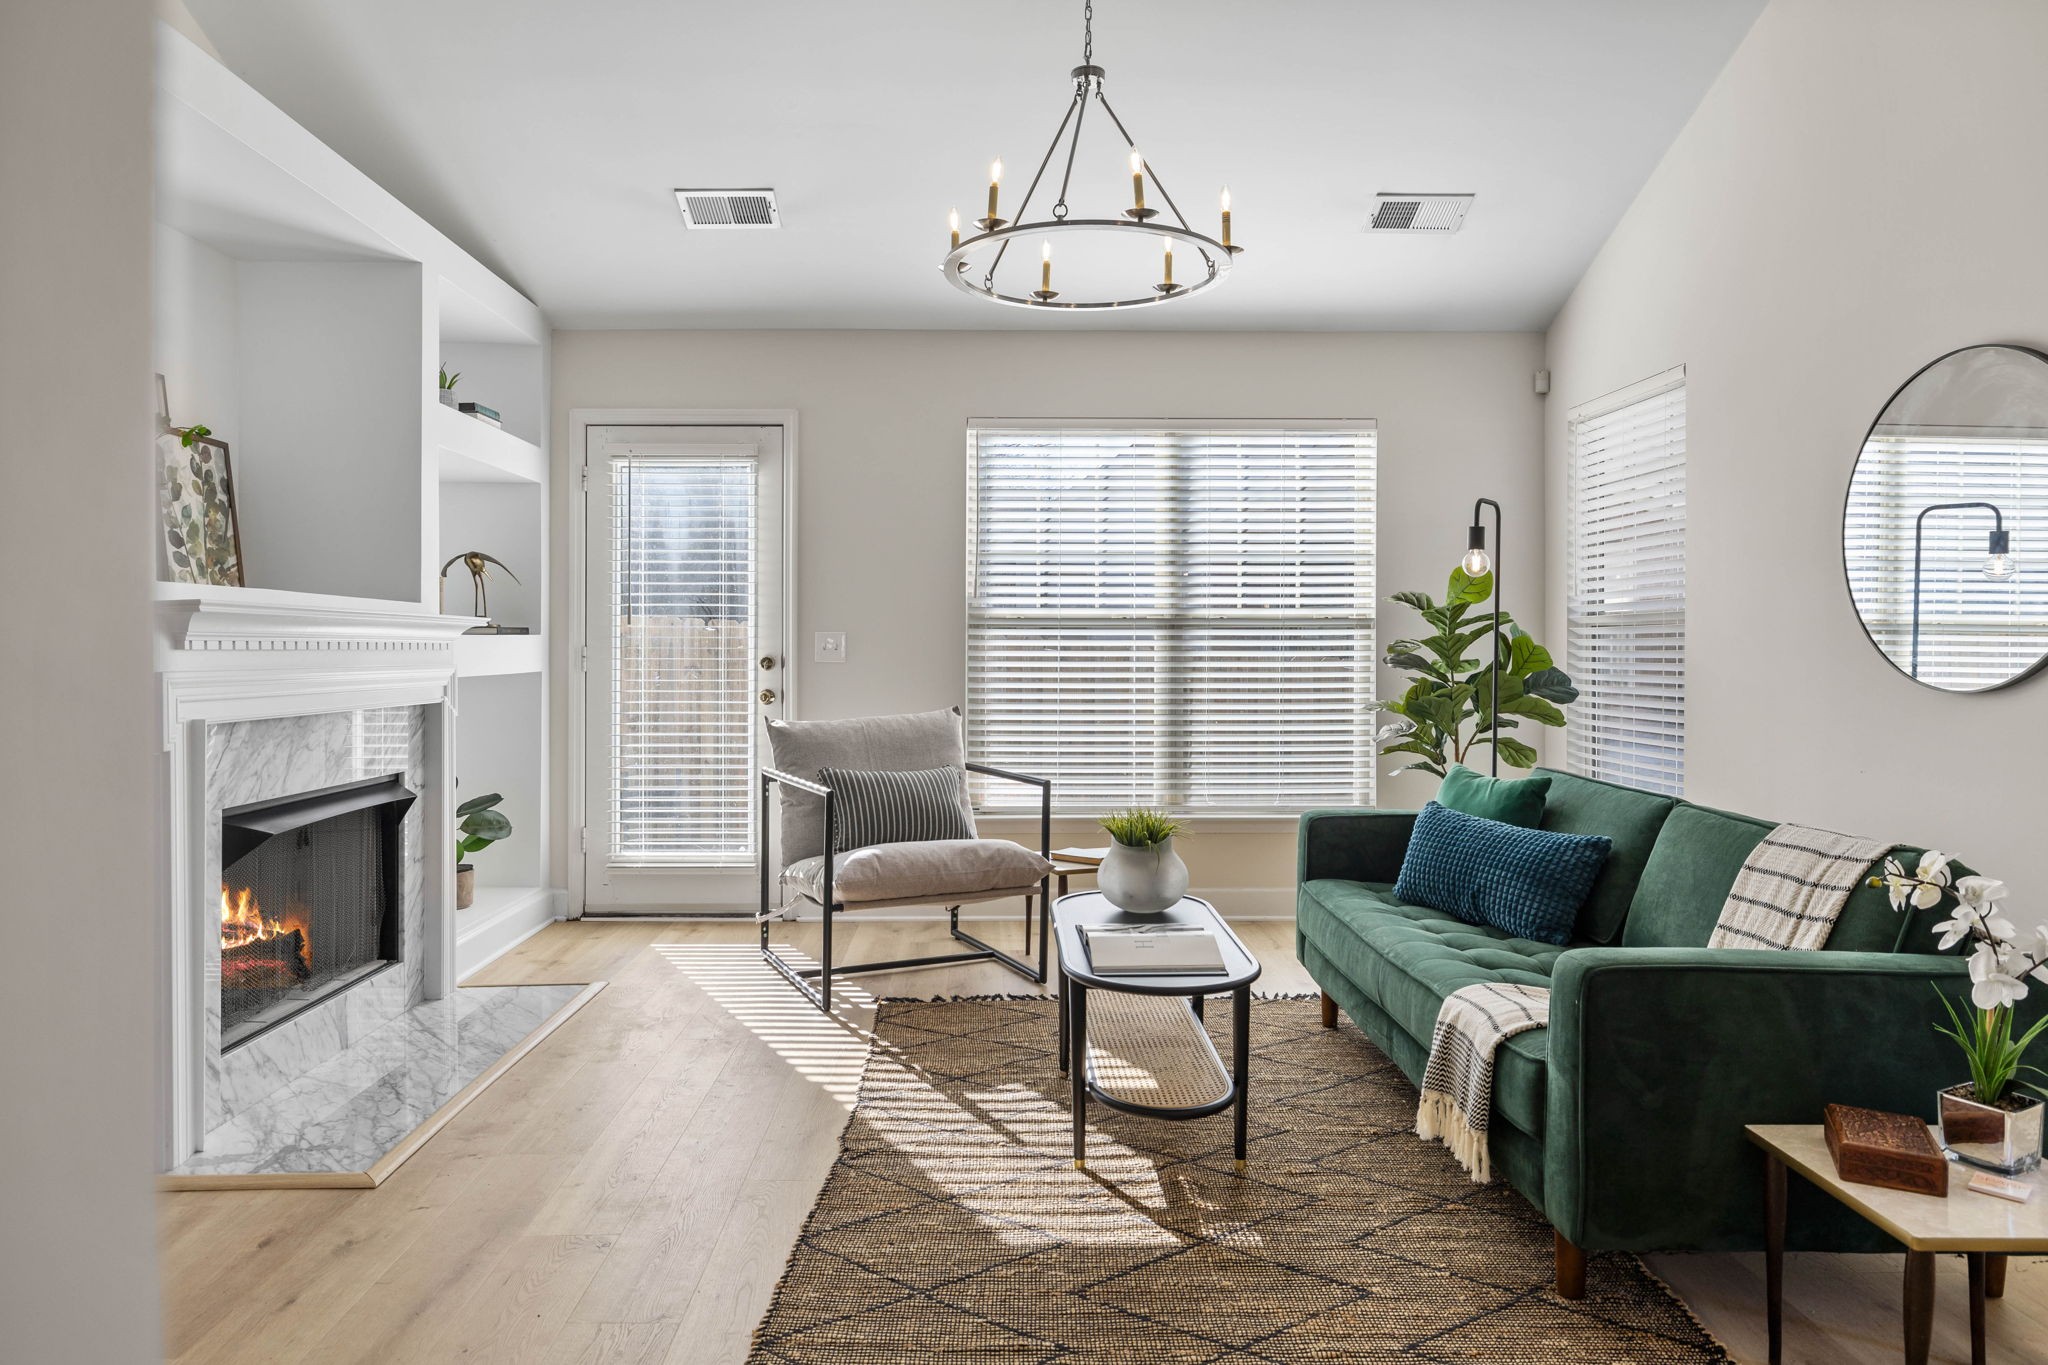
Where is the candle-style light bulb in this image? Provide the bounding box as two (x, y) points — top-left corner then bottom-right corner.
(1161, 235), (1173, 287)
(1130, 150), (1146, 213)
(1041, 239), (1053, 293)
(1220, 185), (1232, 249)
(987, 159), (1002, 223)
(948, 208), (960, 250)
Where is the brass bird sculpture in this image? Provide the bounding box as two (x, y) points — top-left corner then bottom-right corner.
(440, 550), (520, 622)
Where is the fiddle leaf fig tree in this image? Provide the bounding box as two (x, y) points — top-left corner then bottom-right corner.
(1373, 565), (1579, 778)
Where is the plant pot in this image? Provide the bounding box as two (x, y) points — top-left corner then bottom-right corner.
(438, 389), (458, 408)
(1938, 1083), (2044, 1174)
(457, 863), (475, 910)
(1098, 836), (1189, 915)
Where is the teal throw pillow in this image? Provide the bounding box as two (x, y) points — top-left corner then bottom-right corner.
(1437, 762), (1550, 829)
(1393, 800), (1612, 946)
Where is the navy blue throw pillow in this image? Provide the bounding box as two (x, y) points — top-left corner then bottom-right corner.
(1393, 801), (1613, 946)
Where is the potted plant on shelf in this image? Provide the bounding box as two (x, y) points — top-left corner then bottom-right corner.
(438, 363), (461, 408)
(456, 792), (511, 910)
(1874, 852), (2048, 1173)
(1372, 564), (1578, 777)
(1097, 808), (1187, 915)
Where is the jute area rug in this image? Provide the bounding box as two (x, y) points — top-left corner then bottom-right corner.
(747, 996), (1727, 1363)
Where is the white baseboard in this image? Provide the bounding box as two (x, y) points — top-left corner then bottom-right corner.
(456, 887), (564, 980)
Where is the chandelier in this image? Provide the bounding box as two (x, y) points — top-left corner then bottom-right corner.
(942, 0), (1239, 311)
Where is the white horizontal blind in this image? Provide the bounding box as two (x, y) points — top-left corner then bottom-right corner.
(1567, 373), (1686, 795)
(1844, 431), (2048, 689)
(967, 423), (1376, 813)
(610, 455), (757, 863)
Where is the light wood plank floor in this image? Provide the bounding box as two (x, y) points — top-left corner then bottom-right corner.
(160, 917), (2047, 1364)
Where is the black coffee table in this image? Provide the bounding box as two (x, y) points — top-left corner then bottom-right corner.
(1053, 891), (1262, 1171)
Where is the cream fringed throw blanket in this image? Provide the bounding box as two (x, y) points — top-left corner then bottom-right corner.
(1706, 823), (1890, 951)
(1417, 823), (1887, 1182)
(1416, 981), (1550, 1184)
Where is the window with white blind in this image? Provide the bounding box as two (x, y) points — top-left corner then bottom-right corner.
(1566, 370), (1687, 796)
(967, 422), (1376, 814)
(609, 455), (757, 862)
(1844, 431), (2048, 690)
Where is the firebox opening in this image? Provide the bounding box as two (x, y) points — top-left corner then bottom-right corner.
(220, 774), (414, 1052)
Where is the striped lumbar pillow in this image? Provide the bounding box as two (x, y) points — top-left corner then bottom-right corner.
(817, 766), (976, 853)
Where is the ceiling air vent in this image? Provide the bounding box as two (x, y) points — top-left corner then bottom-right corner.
(1366, 193), (1474, 234)
(674, 189), (780, 229)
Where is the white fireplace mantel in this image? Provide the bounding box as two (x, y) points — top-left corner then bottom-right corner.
(155, 584), (473, 1164)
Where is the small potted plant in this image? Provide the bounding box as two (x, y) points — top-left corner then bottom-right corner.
(456, 791), (511, 909)
(1874, 852), (2048, 1173)
(438, 364), (461, 408)
(1097, 808), (1188, 915)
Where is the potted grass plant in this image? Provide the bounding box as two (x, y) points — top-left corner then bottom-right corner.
(438, 363), (461, 408)
(1097, 808), (1188, 915)
(1874, 852), (2048, 1173)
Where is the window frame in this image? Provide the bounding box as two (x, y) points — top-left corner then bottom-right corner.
(965, 417), (1378, 820)
(1564, 368), (1688, 797)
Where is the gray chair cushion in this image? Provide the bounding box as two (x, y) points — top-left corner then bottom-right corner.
(764, 708), (973, 865)
(783, 839), (1053, 907)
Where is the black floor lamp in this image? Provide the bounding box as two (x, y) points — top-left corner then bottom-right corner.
(1911, 500), (2015, 679)
(1462, 498), (1505, 776)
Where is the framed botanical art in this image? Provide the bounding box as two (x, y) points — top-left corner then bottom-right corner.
(156, 379), (245, 587)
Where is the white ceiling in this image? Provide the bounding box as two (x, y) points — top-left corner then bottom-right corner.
(183, 0), (1765, 332)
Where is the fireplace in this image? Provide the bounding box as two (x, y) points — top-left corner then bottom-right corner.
(219, 774), (415, 1050)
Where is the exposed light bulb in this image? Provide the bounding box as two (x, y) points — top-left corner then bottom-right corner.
(1984, 552), (2019, 582)
(1462, 547), (1493, 576)
(990, 158), (1003, 185)
(1130, 150), (1144, 174)
(1220, 185), (1231, 212)
(1042, 240), (1052, 261)
(948, 207), (960, 249)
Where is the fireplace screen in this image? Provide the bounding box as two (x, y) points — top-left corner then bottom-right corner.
(220, 775), (412, 1049)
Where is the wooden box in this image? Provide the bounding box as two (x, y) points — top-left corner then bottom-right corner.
(1823, 1103), (1949, 1197)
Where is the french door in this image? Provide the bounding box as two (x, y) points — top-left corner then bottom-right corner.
(583, 425), (787, 911)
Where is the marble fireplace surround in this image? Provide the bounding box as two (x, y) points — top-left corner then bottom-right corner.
(157, 594), (471, 1165)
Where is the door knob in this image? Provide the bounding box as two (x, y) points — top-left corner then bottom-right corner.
(759, 689), (778, 706)
(760, 656), (777, 670)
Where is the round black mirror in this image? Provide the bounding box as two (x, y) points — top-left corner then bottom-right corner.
(1843, 344), (2048, 692)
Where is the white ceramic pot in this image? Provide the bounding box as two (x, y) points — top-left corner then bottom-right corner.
(1098, 836), (1189, 915)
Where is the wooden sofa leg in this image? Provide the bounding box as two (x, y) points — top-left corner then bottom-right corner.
(1319, 990), (1338, 1029)
(1554, 1230), (1586, 1300)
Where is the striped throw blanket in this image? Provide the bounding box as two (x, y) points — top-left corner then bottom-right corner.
(1416, 982), (1551, 1183)
(1707, 823), (1889, 951)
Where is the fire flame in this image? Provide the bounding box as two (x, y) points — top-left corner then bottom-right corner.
(219, 885), (309, 965)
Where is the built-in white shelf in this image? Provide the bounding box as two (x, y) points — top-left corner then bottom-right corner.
(455, 633), (545, 677)
(435, 404), (544, 485)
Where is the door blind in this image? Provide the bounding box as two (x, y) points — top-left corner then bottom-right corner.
(1566, 372), (1687, 796)
(1844, 431), (2048, 689)
(610, 455), (757, 863)
(967, 423), (1376, 813)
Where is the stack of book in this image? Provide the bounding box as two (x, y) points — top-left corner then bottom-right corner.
(1080, 922), (1226, 975)
(458, 401), (502, 427)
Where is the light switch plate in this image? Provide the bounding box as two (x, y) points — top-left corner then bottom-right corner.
(814, 631), (847, 663)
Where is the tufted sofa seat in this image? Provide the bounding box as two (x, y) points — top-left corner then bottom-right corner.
(1298, 879), (1562, 1140)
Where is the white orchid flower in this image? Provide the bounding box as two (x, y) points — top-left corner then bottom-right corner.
(1954, 876), (2008, 910)
(1906, 851), (1953, 910)
(1932, 905), (1984, 952)
(1969, 942), (2030, 1011)
(1877, 856), (1912, 911)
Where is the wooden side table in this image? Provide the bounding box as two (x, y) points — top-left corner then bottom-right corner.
(1748, 1123), (2048, 1365)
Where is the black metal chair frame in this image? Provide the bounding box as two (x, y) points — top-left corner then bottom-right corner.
(759, 761), (1052, 1012)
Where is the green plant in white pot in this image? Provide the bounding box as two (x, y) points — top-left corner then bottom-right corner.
(456, 792), (511, 910)
(1098, 808), (1188, 915)
(1875, 852), (2048, 1173)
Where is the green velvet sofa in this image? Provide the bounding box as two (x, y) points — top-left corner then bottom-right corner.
(1296, 766), (2028, 1298)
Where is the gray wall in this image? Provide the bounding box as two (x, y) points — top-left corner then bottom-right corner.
(1545, 0), (2048, 912)
(552, 329), (1546, 905)
(0, 0), (164, 1358)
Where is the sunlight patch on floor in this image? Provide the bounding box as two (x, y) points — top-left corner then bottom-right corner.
(651, 942), (871, 1107)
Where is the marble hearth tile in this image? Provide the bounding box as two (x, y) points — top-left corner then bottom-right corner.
(171, 983), (589, 1179)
